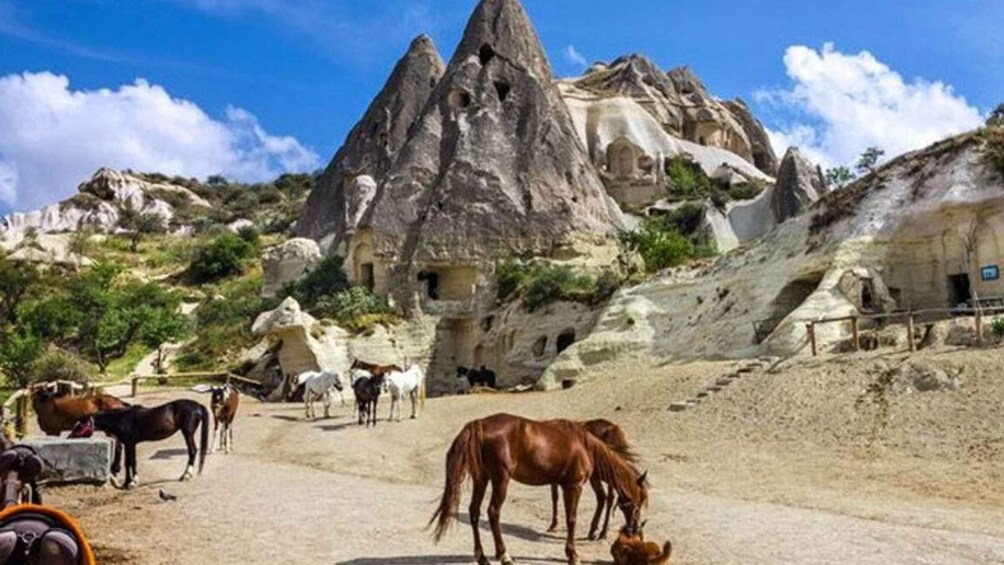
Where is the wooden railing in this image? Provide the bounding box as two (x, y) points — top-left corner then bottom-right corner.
(805, 307), (998, 356)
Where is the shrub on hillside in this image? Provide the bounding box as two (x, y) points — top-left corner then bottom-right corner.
(315, 287), (396, 332)
(495, 260), (622, 312)
(33, 349), (92, 383)
(620, 215), (717, 273)
(979, 127), (1004, 177)
(186, 233), (256, 283)
(664, 155), (713, 200)
(284, 254), (351, 311)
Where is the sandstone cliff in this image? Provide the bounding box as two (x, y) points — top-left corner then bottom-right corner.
(295, 35), (445, 251)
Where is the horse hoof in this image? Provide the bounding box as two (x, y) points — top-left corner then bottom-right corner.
(547, 525), (558, 533)
(477, 556), (491, 565)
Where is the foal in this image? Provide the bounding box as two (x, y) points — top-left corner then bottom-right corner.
(431, 414), (648, 565)
(210, 385), (239, 454)
(70, 399), (209, 489)
(611, 522), (672, 565)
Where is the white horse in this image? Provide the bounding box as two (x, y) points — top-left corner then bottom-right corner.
(295, 371), (345, 420)
(385, 365), (425, 422)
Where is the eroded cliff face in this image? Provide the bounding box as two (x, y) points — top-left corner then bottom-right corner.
(543, 133), (1004, 388)
(295, 35), (445, 252)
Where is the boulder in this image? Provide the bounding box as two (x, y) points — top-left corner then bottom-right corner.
(772, 147), (827, 222)
(21, 437), (114, 485)
(252, 297), (328, 377)
(261, 238), (322, 298)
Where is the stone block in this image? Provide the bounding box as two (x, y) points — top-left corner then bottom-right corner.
(20, 437), (113, 485)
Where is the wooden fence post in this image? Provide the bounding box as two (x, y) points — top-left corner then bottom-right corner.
(851, 316), (860, 351)
(131, 376), (139, 398)
(15, 392), (28, 437)
(907, 313), (916, 352)
(807, 323), (817, 356)
(975, 310), (984, 345)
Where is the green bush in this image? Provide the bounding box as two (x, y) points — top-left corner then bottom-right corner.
(187, 233), (256, 283)
(979, 127), (1004, 177)
(495, 260), (623, 312)
(177, 277), (272, 370)
(728, 179), (768, 201)
(664, 156), (713, 200)
(33, 349), (92, 383)
(315, 287), (395, 331)
(0, 329), (44, 387)
(285, 255), (351, 311)
(992, 317), (1004, 338)
(620, 215), (717, 273)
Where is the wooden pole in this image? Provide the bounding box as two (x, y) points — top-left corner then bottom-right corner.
(15, 392), (28, 437)
(975, 310), (984, 345)
(807, 323), (817, 356)
(907, 313), (916, 352)
(131, 376), (139, 398)
(851, 316), (860, 351)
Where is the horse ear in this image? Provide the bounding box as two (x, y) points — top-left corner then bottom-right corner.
(637, 471), (648, 486)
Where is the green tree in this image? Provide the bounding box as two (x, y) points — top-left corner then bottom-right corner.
(118, 203), (167, 252)
(140, 308), (189, 374)
(0, 253), (40, 325)
(825, 166), (855, 189)
(856, 146), (885, 176)
(284, 254), (350, 311)
(0, 329), (43, 387)
(987, 103), (1004, 128)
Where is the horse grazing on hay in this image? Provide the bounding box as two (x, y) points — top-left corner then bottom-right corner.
(350, 359), (403, 378)
(295, 371), (345, 420)
(385, 365), (425, 421)
(210, 385), (240, 454)
(430, 413), (648, 565)
(457, 366), (496, 390)
(70, 399), (209, 489)
(548, 418), (638, 540)
(352, 372), (385, 427)
(32, 387), (128, 436)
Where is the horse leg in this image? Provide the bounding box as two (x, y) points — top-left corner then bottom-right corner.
(410, 389), (417, 419)
(469, 477), (490, 565)
(227, 422), (234, 454)
(111, 440), (123, 476)
(562, 483), (584, 565)
(488, 475), (513, 565)
(388, 393), (395, 422)
(180, 426), (197, 481)
(323, 390), (331, 419)
(600, 483), (615, 539)
(587, 476), (605, 541)
(211, 416), (219, 453)
(371, 397), (378, 427)
(547, 484), (560, 532)
(125, 444), (138, 489)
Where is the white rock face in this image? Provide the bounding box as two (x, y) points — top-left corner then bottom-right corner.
(0, 168), (210, 245)
(261, 238), (322, 298)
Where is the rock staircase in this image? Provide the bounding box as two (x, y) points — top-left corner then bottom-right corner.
(669, 356), (781, 412)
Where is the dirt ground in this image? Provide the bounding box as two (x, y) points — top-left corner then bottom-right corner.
(44, 347), (1004, 564)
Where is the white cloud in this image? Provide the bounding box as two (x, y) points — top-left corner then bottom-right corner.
(758, 43), (984, 168)
(564, 45), (588, 70)
(0, 71), (319, 211)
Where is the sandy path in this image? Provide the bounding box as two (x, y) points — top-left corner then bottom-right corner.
(45, 374), (1004, 565)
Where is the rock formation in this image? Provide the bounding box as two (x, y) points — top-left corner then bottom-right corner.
(723, 99), (779, 175)
(357, 0), (620, 308)
(0, 168), (209, 244)
(295, 35), (446, 250)
(261, 238), (322, 298)
(544, 132), (1004, 387)
(772, 147), (827, 222)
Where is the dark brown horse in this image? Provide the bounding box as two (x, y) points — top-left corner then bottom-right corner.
(69, 399), (208, 489)
(548, 418), (639, 540)
(430, 414), (648, 565)
(350, 359), (403, 378)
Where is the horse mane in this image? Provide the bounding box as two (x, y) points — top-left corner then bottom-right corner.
(584, 431), (642, 504)
(584, 420), (639, 464)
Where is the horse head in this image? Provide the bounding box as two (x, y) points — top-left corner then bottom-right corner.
(456, 367), (468, 379)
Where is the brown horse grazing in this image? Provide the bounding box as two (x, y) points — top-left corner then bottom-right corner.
(430, 414), (648, 565)
(69, 400), (208, 489)
(548, 419), (639, 540)
(611, 521), (672, 565)
(32, 387), (128, 436)
(350, 359), (403, 378)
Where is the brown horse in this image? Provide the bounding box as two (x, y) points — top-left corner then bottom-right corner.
(31, 387), (128, 436)
(430, 413), (648, 565)
(548, 419), (638, 540)
(350, 359), (403, 378)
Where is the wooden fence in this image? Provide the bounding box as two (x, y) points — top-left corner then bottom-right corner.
(805, 308), (995, 356)
(3, 372), (261, 437)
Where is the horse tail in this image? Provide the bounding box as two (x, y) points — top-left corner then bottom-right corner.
(653, 540), (673, 564)
(429, 419), (482, 542)
(197, 403), (209, 474)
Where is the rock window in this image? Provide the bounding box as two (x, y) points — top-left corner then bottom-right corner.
(532, 336), (548, 358)
(556, 330), (576, 354)
(448, 89), (472, 109)
(494, 81), (511, 102)
(479, 44), (496, 65)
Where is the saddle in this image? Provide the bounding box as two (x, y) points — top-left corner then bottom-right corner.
(0, 505), (95, 565)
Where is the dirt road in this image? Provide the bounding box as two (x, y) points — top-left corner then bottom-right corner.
(46, 354), (1004, 564)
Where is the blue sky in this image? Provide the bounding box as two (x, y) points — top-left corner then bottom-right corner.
(0, 0), (1000, 213)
